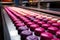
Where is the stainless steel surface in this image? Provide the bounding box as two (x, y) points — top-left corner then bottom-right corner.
(2, 9), (20, 40)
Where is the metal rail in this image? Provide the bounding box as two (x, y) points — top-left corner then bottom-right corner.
(2, 9), (20, 40)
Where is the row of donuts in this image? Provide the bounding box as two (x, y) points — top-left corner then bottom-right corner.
(4, 6), (39, 40)
(4, 6), (60, 40)
(8, 7), (60, 38)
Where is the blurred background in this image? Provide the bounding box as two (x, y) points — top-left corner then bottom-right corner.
(0, 0), (60, 11)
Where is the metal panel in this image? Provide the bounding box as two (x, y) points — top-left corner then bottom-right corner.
(2, 9), (20, 40)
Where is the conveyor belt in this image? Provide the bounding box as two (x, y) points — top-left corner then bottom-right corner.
(18, 7), (60, 19)
(2, 6), (60, 40)
(19, 7), (60, 16)
(27, 9), (60, 19)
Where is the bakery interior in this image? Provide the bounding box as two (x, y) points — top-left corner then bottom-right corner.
(0, 0), (60, 40)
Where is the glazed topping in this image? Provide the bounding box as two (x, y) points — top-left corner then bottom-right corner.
(21, 30), (32, 36)
(41, 32), (53, 38)
(26, 35), (39, 40)
(48, 27), (58, 31)
(18, 26), (28, 31)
